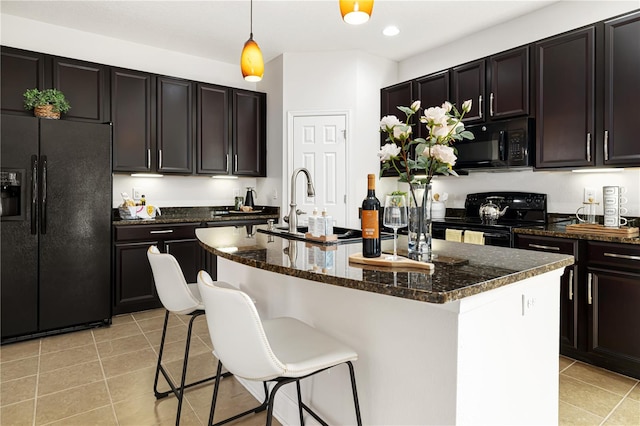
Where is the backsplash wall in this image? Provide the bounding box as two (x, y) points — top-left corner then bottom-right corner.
(383, 168), (640, 217)
(112, 174), (261, 208)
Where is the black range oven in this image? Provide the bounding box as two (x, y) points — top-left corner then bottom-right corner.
(431, 192), (548, 248)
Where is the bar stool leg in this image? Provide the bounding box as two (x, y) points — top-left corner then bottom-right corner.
(296, 380), (304, 424)
(347, 361), (363, 426)
(153, 310), (171, 398)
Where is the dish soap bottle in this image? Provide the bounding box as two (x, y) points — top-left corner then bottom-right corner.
(309, 208), (319, 237)
(322, 209), (333, 236)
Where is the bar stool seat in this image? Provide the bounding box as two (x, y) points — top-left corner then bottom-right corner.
(197, 270), (362, 426)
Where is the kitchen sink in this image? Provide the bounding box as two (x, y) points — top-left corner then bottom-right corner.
(258, 226), (393, 245)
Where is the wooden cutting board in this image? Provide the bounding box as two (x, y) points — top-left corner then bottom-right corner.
(565, 223), (639, 238)
(348, 253), (434, 270)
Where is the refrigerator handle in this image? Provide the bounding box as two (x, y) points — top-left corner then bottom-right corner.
(40, 156), (47, 234)
(31, 155), (39, 235)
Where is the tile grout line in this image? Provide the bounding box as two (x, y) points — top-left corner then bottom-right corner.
(31, 339), (42, 426)
(598, 382), (640, 426)
(91, 328), (120, 426)
(559, 358), (576, 374)
(560, 399), (606, 423)
(560, 372), (638, 398)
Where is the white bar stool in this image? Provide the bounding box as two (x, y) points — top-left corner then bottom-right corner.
(147, 246), (234, 425)
(197, 270), (363, 426)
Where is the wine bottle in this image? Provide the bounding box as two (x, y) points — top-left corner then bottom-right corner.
(361, 174), (381, 257)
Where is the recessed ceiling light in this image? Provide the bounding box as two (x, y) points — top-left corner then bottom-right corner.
(383, 26), (400, 36)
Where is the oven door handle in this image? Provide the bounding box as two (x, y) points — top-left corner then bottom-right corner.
(498, 130), (507, 162)
(482, 232), (511, 239)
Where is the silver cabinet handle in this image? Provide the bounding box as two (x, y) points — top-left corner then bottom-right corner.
(586, 133), (591, 162)
(234, 154), (238, 171)
(529, 243), (560, 251)
(150, 229), (174, 234)
(490, 92), (494, 117)
(226, 154), (230, 172)
(159, 149), (163, 170)
(147, 149), (151, 170)
(478, 95), (483, 119)
(568, 268), (574, 301)
(604, 130), (609, 161)
(165, 244), (170, 254)
(587, 273), (593, 305)
(604, 252), (640, 261)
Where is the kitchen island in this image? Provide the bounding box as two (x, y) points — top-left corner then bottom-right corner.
(197, 226), (574, 425)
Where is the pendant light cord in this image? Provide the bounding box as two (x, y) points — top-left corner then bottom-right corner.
(250, 0), (253, 38)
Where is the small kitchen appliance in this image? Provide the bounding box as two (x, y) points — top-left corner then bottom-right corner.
(430, 192), (548, 247)
(244, 187), (257, 208)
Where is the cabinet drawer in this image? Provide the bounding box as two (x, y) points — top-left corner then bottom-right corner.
(587, 241), (640, 271)
(115, 223), (201, 242)
(515, 234), (578, 257)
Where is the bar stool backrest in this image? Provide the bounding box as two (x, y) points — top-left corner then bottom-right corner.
(197, 271), (286, 381)
(147, 245), (202, 315)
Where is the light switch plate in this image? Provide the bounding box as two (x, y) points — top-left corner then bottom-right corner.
(132, 187), (143, 200)
(583, 187), (596, 203)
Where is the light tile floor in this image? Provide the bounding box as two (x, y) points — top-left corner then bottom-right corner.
(1, 308), (638, 425)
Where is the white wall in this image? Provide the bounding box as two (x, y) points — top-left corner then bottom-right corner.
(383, 0), (640, 217)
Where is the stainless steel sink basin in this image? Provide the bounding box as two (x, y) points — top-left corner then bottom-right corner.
(257, 225), (393, 245)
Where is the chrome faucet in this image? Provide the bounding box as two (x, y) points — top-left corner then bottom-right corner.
(284, 167), (315, 233)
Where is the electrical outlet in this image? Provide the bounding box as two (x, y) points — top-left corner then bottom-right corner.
(583, 187), (596, 203)
(522, 294), (536, 316)
(132, 187), (143, 200)
(272, 190), (278, 200)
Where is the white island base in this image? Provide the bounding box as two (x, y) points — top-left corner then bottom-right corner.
(217, 257), (562, 425)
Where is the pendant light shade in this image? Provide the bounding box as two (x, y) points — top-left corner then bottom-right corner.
(340, 0), (374, 25)
(241, 35), (264, 82)
(240, 0), (264, 82)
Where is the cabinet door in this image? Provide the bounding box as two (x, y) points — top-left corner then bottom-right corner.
(604, 11), (640, 166)
(111, 68), (155, 172)
(488, 47), (530, 119)
(415, 71), (450, 139)
(52, 57), (109, 122)
(452, 59), (485, 123)
(380, 81), (415, 177)
(560, 265), (579, 351)
(1, 47), (47, 115)
(535, 27), (595, 168)
(157, 76), (193, 174)
(586, 268), (640, 378)
(165, 238), (204, 284)
(197, 83), (230, 174)
(113, 241), (162, 315)
(232, 90), (266, 176)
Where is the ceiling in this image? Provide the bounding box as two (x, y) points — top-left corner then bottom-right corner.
(1, 0), (558, 65)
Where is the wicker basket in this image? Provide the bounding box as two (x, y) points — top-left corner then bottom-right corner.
(34, 105), (60, 119)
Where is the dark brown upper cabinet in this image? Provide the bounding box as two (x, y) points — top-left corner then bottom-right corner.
(379, 81), (415, 177)
(1, 47), (108, 122)
(1, 47), (47, 115)
(197, 83), (230, 174)
(603, 10), (640, 166)
(488, 46), (530, 119)
(52, 57), (109, 122)
(452, 59), (485, 123)
(111, 68), (156, 173)
(232, 89), (266, 177)
(415, 71), (450, 139)
(535, 26), (596, 169)
(156, 76), (193, 174)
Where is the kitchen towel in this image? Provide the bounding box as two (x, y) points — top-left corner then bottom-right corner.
(445, 229), (463, 242)
(463, 230), (485, 245)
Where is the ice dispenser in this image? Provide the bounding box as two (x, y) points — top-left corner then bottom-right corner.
(1, 169), (24, 219)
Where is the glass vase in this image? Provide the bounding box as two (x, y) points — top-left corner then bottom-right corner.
(407, 183), (432, 260)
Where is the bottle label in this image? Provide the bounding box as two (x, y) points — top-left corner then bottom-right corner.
(362, 210), (379, 239)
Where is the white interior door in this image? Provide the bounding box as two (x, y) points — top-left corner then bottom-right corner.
(292, 114), (347, 227)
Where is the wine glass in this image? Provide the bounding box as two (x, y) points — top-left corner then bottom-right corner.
(383, 194), (408, 260)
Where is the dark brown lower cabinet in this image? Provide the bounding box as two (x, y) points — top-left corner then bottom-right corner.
(113, 223), (205, 315)
(516, 234), (640, 379)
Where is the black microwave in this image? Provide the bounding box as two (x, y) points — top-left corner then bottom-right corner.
(454, 118), (534, 170)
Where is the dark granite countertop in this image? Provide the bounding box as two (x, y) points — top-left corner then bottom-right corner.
(196, 225), (574, 304)
(113, 206), (280, 226)
(515, 219), (640, 245)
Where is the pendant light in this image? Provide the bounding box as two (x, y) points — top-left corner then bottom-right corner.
(339, 0), (374, 25)
(240, 0), (264, 82)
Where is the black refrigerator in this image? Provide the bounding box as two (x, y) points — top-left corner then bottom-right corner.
(1, 114), (112, 341)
